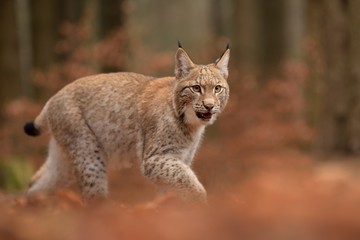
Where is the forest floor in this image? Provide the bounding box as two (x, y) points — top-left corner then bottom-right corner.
(1, 77), (360, 240)
(1, 143), (360, 240)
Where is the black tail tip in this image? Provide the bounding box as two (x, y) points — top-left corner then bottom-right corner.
(24, 122), (40, 137)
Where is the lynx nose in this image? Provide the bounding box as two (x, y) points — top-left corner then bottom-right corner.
(203, 100), (214, 111)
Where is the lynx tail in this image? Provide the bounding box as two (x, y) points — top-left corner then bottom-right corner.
(24, 122), (40, 136)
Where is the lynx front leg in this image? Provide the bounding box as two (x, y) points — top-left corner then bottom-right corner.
(141, 155), (207, 202)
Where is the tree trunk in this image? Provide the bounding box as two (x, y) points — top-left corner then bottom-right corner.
(232, 0), (260, 75)
(59, 0), (83, 23)
(259, 0), (286, 79)
(0, 0), (20, 111)
(16, 0), (34, 97)
(99, 0), (127, 72)
(283, 0), (306, 60)
(31, 0), (61, 69)
(317, 0), (357, 154)
(347, 0), (360, 152)
(99, 0), (126, 36)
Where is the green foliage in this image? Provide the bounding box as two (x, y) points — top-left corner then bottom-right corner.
(0, 156), (33, 192)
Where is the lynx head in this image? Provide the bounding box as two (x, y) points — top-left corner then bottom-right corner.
(173, 43), (230, 127)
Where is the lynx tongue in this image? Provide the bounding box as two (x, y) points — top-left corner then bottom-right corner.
(196, 112), (212, 121)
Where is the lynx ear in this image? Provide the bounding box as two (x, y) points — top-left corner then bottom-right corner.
(175, 46), (195, 79)
(215, 44), (230, 79)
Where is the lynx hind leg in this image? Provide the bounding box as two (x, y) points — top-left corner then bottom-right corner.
(61, 125), (109, 201)
(28, 137), (74, 195)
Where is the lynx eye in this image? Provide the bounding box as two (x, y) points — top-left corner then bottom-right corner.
(214, 85), (222, 93)
(191, 85), (201, 93)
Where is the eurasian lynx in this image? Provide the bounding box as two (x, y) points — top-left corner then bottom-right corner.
(24, 43), (230, 202)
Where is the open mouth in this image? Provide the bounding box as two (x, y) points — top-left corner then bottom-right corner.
(196, 112), (213, 121)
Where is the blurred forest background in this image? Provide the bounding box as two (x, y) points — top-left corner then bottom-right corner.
(1, 0), (360, 239)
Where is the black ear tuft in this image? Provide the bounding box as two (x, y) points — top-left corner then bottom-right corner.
(24, 121), (40, 136)
(226, 41), (230, 50)
(177, 40), (183, 48)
